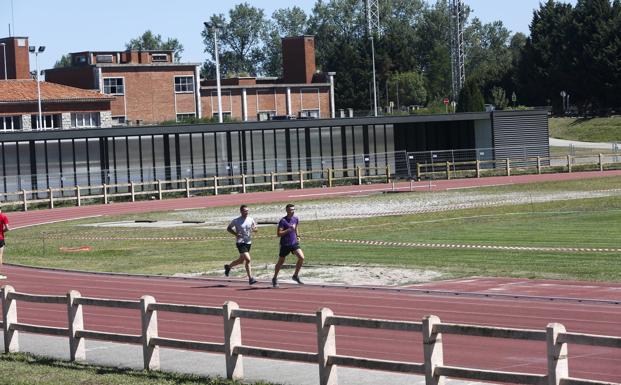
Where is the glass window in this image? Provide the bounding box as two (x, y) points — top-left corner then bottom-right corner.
(71, 112), (100, 128)
(112, 116), (126, 126)
(152, 54), (168, 62)
(31, 114), (61, 129)
(1, 116), (22, 131)
(103, 78), (124, 95)
(176, 113), (196, 122)
(175, 76), (194, 93)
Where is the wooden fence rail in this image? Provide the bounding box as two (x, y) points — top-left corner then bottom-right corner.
(1, 285), (619, 385)
(416, 153), (621, 180)
(0, 165), (391, 211)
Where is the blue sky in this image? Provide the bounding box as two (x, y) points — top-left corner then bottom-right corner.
(0, 0), (576, 73)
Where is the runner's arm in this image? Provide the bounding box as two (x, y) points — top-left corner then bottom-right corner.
(226, 222), (237, 236)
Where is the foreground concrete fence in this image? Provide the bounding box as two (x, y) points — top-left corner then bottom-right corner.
(2, 285), (620, 385)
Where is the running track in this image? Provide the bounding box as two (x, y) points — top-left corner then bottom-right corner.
(2, 170), (621, 383)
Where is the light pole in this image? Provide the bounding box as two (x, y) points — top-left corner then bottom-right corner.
(29, 45), (45, 129)
(204, 22), (223, 123)
(0, 43), (7, 80)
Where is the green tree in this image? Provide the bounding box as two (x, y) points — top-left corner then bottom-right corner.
(456, 78), (485, 112)
(125, 30), (184, 62)
(262, 7), (309, 77)
(490, 86), (508, 110)
(201, 3), (268, 78)
(53, 54), (72, 68)
(387, 72), (427, 109)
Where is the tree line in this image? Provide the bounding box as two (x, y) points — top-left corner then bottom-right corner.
(54, 0), (620, 115)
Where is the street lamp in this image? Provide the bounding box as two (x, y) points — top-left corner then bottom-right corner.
(0, 43), (7, 80)
(29, 45), (45, 129)
(204, 22), (223, 123)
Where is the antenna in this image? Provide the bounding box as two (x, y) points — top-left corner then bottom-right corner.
(366, 0), (380, 116)
(11, 0), (15, 36)
(450, 0), (466, 101)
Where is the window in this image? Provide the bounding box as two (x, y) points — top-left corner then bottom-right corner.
(74, 55), (87, 65)
(257, 111), (275, 121)
(174, 76), (194, 93)
(96, 54), (113, 63)
(1, 116), (22, 131)
(176, 113), (196, 122)
(71, 112), (100, 128)
(300, 110), (320, 118)
(103, 78), (124, 95)
(152, 54), (168, 62)
(212, 112), (231, 119)
(30, 114), (61, 129)
(112, 116), (126, 126)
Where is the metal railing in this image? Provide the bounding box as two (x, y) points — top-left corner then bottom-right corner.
(2, 285), (619, 385)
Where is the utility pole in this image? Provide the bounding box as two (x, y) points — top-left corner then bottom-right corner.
(366, 0), (380, 117)
(450, 0), (466, 103)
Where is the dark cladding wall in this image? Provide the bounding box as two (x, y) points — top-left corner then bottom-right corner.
(0, 123), (396, 195)
(492, 110), (550, 160)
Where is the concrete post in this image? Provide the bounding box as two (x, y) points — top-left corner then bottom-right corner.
(103, 183), (108, 204)
(446, 161), (451, 180)
(2, 285), (19, 353)
(213, 176), (218, 195)
(223, 301), (243, 380)
(328, 169), (333, 187)
(599, 153), (604, 172)
(316, 307), (337, 385)
(357, 166), (362, 185)
(537, 157), (542, 174)
(476, 160), (481, 178)
(506, 158), (511, 176)
(546, 323), (568, 385)
(130, 182), (135, 202)
(140, 295), (160, 370)
(567, 155), (572, 173)
(76, 186), (81, 206)
(48, 188), (54, 208)
(241, 174), (247, 193)
(299, 170), (304, 189)
(22, 189), (27, 211)
(271, 172), (276, 191)
(185, 178), (191, 198)
(422, 315), (444, 385)
(157, 180), (163, 200)
(67, 290), (85, 362)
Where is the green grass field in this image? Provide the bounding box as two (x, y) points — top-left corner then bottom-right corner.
(7, 176), (621, 282)
(0, 353), (272, 385)
(549, 117), (621, 142)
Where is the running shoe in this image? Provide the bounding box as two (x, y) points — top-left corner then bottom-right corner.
(249, 277), (258, 285)
(292, 275), (304, 284)
(272, 277), (279, 288)
(224, 264), (231, 277)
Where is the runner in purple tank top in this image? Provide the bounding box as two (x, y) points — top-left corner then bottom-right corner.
(272, 204), (305, 288)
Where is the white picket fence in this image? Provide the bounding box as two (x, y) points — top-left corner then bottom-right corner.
(2, 285), (620, 385)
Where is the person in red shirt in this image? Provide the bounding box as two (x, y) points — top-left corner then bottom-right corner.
(0, 208), (10, 280)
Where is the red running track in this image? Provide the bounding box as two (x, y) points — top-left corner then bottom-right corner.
(2, 170), (621, 382)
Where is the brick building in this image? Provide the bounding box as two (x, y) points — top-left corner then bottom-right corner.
(0, 80), (113, 131)
(45, 50), (201, 126)
(43, 35), (334, 125)
(0, 36), (113, 131)
(201, 36), (334, 121)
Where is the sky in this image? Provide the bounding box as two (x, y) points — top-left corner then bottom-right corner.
(0, 0), (577, 73)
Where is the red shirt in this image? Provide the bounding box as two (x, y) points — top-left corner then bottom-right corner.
(0, 213), (8, 240)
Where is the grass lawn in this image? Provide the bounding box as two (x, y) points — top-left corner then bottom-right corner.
(549, 117), (621, 142)
(0, 353), (272, 385)
(6, 176), (621, 282)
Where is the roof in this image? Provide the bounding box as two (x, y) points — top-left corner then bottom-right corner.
(0, 80), (113, 104)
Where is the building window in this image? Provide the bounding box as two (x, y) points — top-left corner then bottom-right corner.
(96, 54), (113, 63)
(212, 112), (232, 119)
(257, 111), (276, 121)
(174, 76), (194, 93)
(1, 116), (22, 131)
(71, 112), (100, 128)
(111, 116), (126, 126)
(152, 54), (168, 62)
(30, 114), (61, 130)
(300, 110), (320, 118)
(103, 78), (124, 95)
(74, 55), (87, 65)
(176, 113), (197, 122)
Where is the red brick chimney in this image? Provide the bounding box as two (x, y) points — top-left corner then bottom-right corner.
(0, 36), (31, 79)
(282, 36), (316, 84)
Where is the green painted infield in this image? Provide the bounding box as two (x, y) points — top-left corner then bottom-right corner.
(7, 176), (621, 282)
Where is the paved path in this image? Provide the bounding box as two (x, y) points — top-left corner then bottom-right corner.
(550, 137), (620, 149)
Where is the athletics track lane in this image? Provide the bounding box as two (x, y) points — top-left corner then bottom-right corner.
(2, 170), (621, 382)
